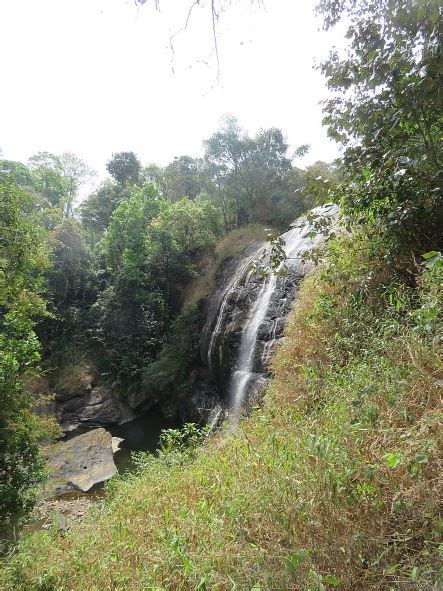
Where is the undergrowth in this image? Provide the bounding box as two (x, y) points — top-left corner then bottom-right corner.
(1, 233), (441, 590)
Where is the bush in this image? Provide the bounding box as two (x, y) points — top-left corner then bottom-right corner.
(142, 304), (201, 397)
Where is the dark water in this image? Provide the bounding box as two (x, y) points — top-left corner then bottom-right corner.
(64, 406), (178, 474)
(108, 407), (178, 473)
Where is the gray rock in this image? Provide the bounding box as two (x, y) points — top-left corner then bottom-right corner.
(46, 427), (117, 495)
(201, 204), (339, 409)
(57, 381), (133, 432)
(80, 386), (121, 425)
(111, 437), (125, 453)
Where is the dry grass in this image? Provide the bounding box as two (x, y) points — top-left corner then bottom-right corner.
(53, 359), (96, 398)
(182, 224), (267, 306)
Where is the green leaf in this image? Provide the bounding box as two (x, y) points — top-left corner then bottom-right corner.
(422, 251), (439, 260)
(284, 549), (307, 572)
(383, 452), (401, 469)
(323, 574), (341, 587)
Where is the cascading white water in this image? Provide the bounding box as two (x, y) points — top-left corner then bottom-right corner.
(228, 204), (337, 419)
(229, 272), (277, 415)
(207, 258), (257, 369)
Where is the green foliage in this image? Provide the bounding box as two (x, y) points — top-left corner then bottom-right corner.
(0, 160), (33, 188)
(27, 152), (68, 208)
(37, 218), (96, 358)
(0, 179), (49, 538)
(204, 115), (305, 229)
(58, 152), (95, 216)
(80, 179), (133, 244)
(142, 304), (201, 396)
(106, 151), (141, 185)
(316, 0), (442, 255)
(162, 155), (205, 201)
(158, 422), (210, 455)
(100, 183), (165, 278)
(94, 186), (219, 383)
(133, 422), (210, 473)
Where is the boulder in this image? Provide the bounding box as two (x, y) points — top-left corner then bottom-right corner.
(46, 428), (117, 495)
(57, 385), (135, 432)
(80, 386), (121, 425)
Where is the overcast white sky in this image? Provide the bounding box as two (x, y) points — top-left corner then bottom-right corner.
(0, 0), (344, 192)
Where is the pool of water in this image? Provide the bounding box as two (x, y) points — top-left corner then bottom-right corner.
(107, 407), (178, 472)
(63, 406), (178, 474)
(20, 409), (178, 535)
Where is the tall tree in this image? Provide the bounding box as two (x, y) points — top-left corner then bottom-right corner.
(59, 152), (95, 216)
(37, 219), (95, 358)
(80, 179), (132, 245)
(163, 155), (205, 201)
(317, 0), (442, 253)
(204, 116), (298, 228)
(106, 151), (142, 186)
(27, 152), (68, 208)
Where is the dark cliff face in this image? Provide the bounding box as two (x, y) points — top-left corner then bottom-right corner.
(200, 204), (338, 415)
(200, 250), (305, 407)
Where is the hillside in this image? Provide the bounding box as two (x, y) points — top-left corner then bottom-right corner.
(1, 231), (441, 590)
(0, 1), (441, 589)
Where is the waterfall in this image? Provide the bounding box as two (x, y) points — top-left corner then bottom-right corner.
(229, 273), (277, 415)
(206, 258), (254, 369)
(228, 204), (337, 418)
(202, 203), (338, 425)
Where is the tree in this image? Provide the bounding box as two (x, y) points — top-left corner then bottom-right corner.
(106, 151), (142, 185)
(163, 155), (205, 201)
(37, 219), (95, 358)
(94, 183), (169, 383)
(80, 179), (133, 245)
(0, 178), (50, 538)
(0, 160), (33, 188)
(317, 0), (442, 254)
(94, 184), (219, 384)
(27, 152), (68, 208)
(59, 152), (95, 216)
(204, 116), (299, 228)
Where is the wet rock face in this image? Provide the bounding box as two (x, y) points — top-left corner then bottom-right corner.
(180, 378), (225, 425)
(46, 428), (117, 495)
(202, 261), (303, 402)
(201, 204), (339, 412)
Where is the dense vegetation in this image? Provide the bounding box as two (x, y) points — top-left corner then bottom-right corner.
(1, 231), (440, 589)
(0, 0), (441, 587)
(0, 120), (323, 536)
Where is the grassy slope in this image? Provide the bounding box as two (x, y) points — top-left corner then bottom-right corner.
(1, 235), (441, 591)
(182, 224), (267, 307)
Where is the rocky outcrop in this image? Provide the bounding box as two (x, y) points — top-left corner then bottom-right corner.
(200, 204), (339, 413)
(54, 362), (134, 432)
(46, 428), (117, 495)
(202, 263), (303, 399)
